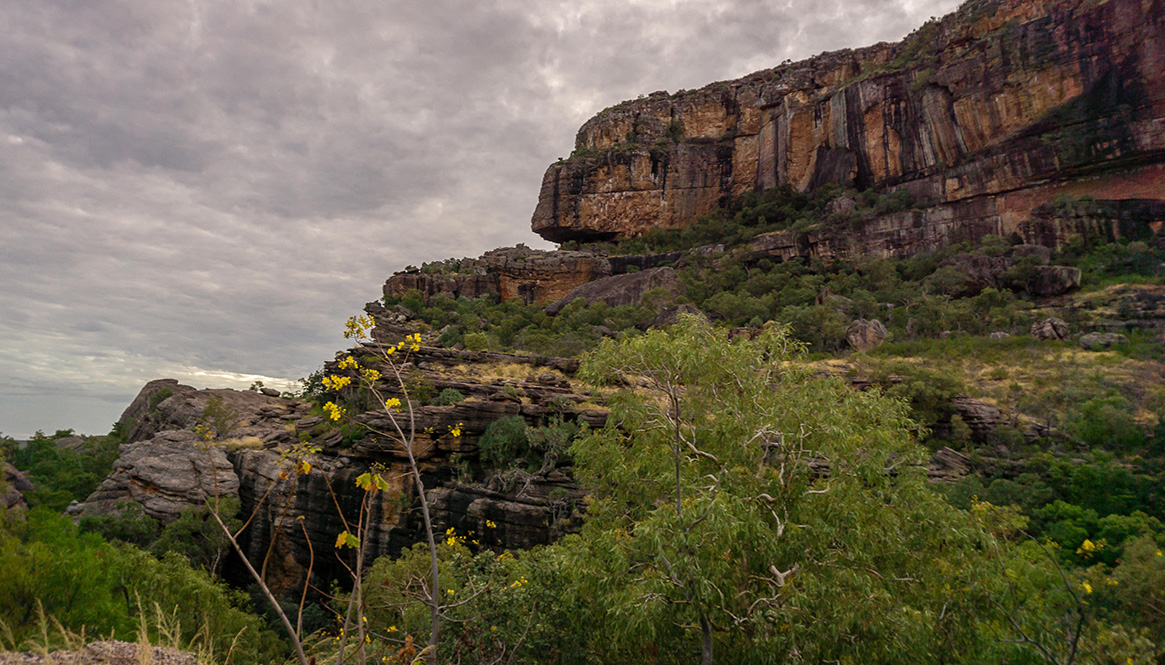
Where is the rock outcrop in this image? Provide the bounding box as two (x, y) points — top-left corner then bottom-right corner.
(1079, 332), (1130, 349)
(383, 245), (611, 306)
(532, 0), (1165, 253)
(3, 463), (33, 512)
(76, 429), (239, 522)
(544, 266), (684, 314)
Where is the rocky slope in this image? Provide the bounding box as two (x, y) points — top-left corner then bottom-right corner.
(532, 0), (1165, 256)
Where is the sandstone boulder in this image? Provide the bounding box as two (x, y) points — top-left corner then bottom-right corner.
(845, 319), (888, 352)
(4, 463), (33, 511)
(989, 332), (1010, 339)
(76, 429), (239, 522)
(1079, 332), (1130, 350)
(951, 397), (1002, 441)
(1027, 266), (1082, 297)
(545, 267), (683, 315)
(1030, 317), (1070, 341)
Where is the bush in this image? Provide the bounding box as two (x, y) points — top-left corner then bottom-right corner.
(463, 332), (489, 352)
(478, 416), (530, 468)
(434, 388), (465, 406)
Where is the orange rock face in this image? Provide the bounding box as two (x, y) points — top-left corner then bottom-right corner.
(532, 0), (1165, 245)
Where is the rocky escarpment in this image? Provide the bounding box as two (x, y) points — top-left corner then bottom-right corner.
(532, 0), (1165, 253)
(76, 336), (605, 593)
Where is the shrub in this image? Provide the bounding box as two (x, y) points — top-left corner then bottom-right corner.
(435, 388), (465, 406)
(478, 416), (530, 468)
(463, 332), (489, 352)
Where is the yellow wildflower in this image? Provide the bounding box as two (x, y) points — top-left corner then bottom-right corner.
(323, 401), (345, 421)
(337, 356), (359, 370)
(322, 375), (352, 391)
(1081, 581), (1093, 594)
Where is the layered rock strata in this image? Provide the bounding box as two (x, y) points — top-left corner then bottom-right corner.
(532, 0), (1165, 247)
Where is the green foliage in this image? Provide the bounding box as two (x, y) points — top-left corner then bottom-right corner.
(0, 509), (283, 665)
(462, 332), (489, 352)
(198, 396), (242, 441)
(433, 388), (465, 406)
(5, 431), (121, 512)
(78, 503), (161, 549)
(568, 316), (1010, 663)
(361, 541), (589, 665)
(151, 498), (242, 574)
(478, 416), (530, 468)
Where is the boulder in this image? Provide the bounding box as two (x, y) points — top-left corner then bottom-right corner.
(1079, 332), (1130, 350)
(1030, 317), (1070, 341)
(3, 463), (33, 511)
(545, 267), (684, 315)
(988, 332), (1010, 339)
(1026, 266), (1082, 297)
(1010, 244), (1052, 264)
(845, 319), (888, 352)
(75, 429), (239, 522)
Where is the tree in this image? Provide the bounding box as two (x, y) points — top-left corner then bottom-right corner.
(568, 315), (1001, 664)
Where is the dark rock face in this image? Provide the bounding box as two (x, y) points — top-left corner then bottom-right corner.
(544, 266), (684, 314)
(1027, 266), (1082, 297)
(650, 304), (708, 329)
(532, 0), (1165, 250)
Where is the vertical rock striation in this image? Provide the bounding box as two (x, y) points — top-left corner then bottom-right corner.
(532, 0), (1165, 245)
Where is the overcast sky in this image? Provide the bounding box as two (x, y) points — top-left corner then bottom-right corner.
(0, 0), (961, 438)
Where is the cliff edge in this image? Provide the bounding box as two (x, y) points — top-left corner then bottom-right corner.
(532, 0), (1165, 244)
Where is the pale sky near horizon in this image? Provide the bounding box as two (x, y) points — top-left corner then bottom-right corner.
(0, 0), (962, 438)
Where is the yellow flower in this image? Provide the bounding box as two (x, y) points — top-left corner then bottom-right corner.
(485, 519), (497, 529)
(323, 401), (346, 421)
(361, 368), (381, 382)
(337, 356), (359, 370)
(1081, 581), (1093, 594)
(322, 375), (352, 391)
(384, 398), (401, 410)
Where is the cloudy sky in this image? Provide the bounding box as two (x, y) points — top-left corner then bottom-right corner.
(0, 0), (961, 438)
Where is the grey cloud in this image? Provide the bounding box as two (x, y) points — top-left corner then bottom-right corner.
(0, 0), (961, 437)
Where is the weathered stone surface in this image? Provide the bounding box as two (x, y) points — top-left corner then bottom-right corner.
(533, 0), (1165, 247)
(76, 429), (239, 523)
(0, 641), (197, 665)
(1027, 266), (1082, 297)
(118, 378), (296, 444)
(845, 318), (888, 352)
(988, 332), (1011, 339)
(951, 397), (1003, 441)
(1079, 332), (1131, 350)
(545, 267), (684, 314)
(928, 447), (972, 483)
(383, 245), (612, 306)
(4, 463), (32, 512)
(1031, 317), (1070, 341)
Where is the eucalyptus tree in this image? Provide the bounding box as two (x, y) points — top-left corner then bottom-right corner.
(569, 315), (997, 664)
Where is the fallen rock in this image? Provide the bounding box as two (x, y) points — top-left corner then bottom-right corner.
(1026, 266), (1082, 297)
(1030, 317), (1070, 341)
(1079, 332), (1130, 350)
(989, 332), (1010, 339)
(845, 319), (888, 352)
(545, 267), (683, 315)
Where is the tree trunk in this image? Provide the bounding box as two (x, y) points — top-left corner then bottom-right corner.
(700, 614), (714, 665)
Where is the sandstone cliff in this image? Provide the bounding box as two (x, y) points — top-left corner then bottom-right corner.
(532, 0), (1165, 250)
